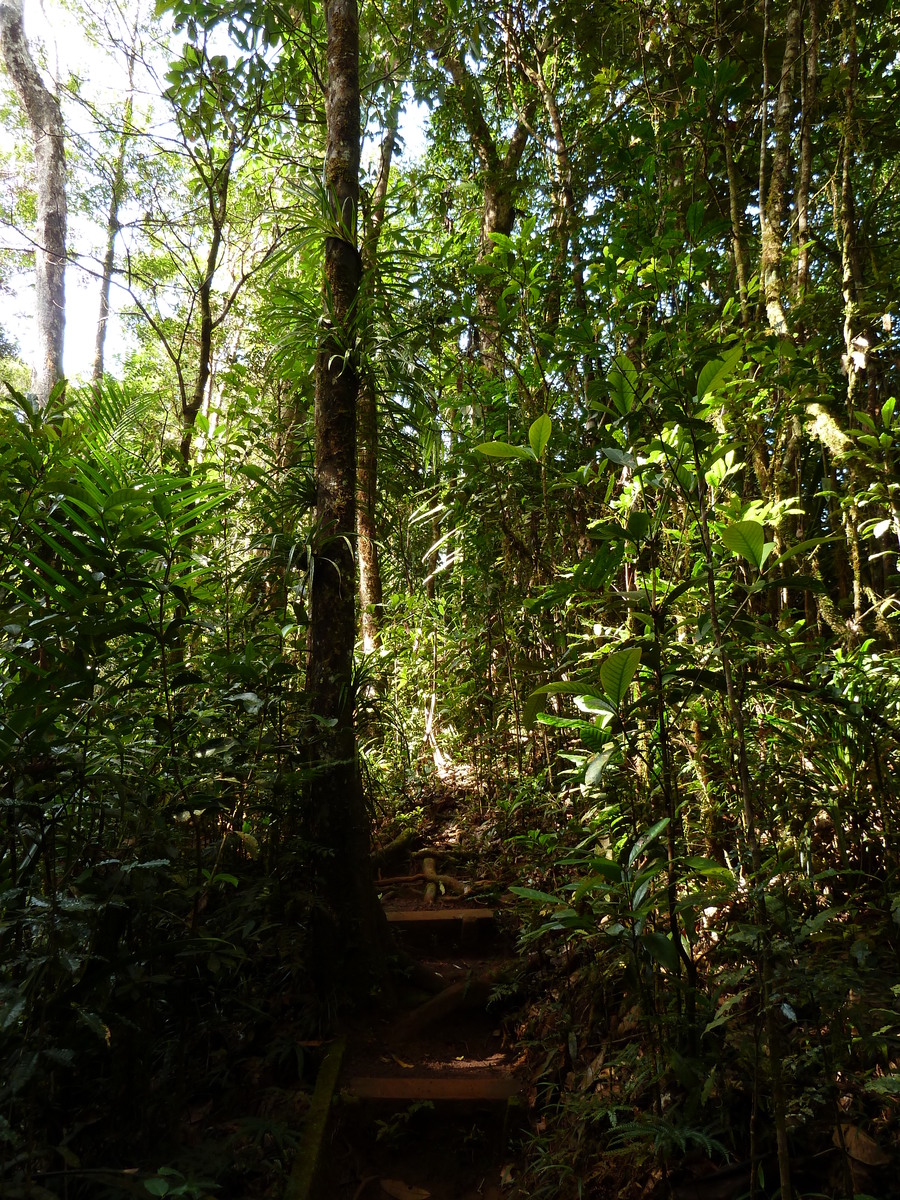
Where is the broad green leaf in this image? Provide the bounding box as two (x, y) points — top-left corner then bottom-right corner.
(607, 354), (638, 415)
(697, 343), (742, 402)
(642, 932), (680, 972)
(721, 519), (765, 569)
(684, 856), (736, 883)
(600, 647), (642, 706)
(628, 817), (670, 868)
(601, 446), (637, 468)
(528, 413), (552, 459)
(768, 534), (839, 571)
(585, 747), (613, 785)
(524, 681), (605, 727)
(586, 855), (625, 883)
(587, 521), (627, 541)
(882, 396), (896, 428)
(626, 511), (651, 541)
(509, 885), (560, 905)
(703, 989), (750, 1036)
(865, 1075), (900, 1096)
(475, 441), (534, 460)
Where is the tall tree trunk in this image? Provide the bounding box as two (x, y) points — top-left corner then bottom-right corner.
(180, 144), (233, 465)
(723, 126), (751, 328)
(759, 0), (802, 335)
(93, 84), (133, 381)
(358, 98), (399, 653)
(795, 0), (818, 302)
(307, 0), (389, 990)
(0, 0), (66, 405)
(838, 0), (865, 413)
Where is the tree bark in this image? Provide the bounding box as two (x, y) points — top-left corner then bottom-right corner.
(759, 0), (802, 335)
(795, 0), (818, 302)
(180, 142), (234, 465)
(0, 0), (66, 404)
(306, 0), (389, 991)
(94, 82), (133, 381)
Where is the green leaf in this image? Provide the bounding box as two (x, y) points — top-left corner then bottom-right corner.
(600, 647), (642, 706)
(865, 1075), (900, 1096)
(585, 746), (614, 785)
(524, 681), (605, 727)
(703, 989), (750, 1036)
(767, 534), (839, 571)
(528, 414), (552, 459)
(642, 932), (680, 972)
(628, 817), (670, 868)
(626, 511), (651, 542)
(475, 441), (534, 460)
(509, 886), (560, 905)
(585, 855), (625, 883)
(608, 354), (638, 414)
(601, 446), (637, 468)
(697, 344), (742, 401)
(721, 520), (765, 569)
(684, 856), (736, 883)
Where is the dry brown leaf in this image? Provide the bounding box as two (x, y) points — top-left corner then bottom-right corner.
(380, 1180), (430, 1200)
(834, 1123), (891, 1165)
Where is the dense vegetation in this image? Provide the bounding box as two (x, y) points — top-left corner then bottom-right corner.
(3, 0), (900, 1195)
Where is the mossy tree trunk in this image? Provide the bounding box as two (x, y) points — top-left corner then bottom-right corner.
(306, 0), (390, 994)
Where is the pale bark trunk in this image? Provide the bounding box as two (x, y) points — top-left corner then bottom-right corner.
(0, 0), (66, 404)
(94, 80), (133, 381)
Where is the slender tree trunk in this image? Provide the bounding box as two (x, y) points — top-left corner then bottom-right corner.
(307, 0), (389, 990)
(526, 54), (589, 358)
(93, 78), (134, 381)
(838, 0), (865, 412)
(0, 0), (66, 404)
(759, 0), (802, 335)
(180, 145), (233, 465)
(723, 126), (750, 327)
(796, 0), (818, 302)
(357, 97), (399, 653)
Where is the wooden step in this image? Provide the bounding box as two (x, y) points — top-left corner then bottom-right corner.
(346, 1073), (520, 1102)
(383, 907), (496, 925)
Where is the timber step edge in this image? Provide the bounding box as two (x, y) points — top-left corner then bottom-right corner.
(383, 907), (497, 924)
(345, 1073), (521, 1102)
